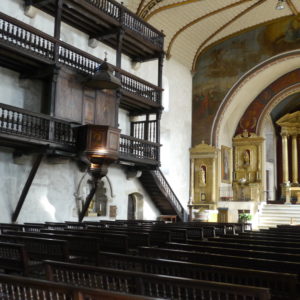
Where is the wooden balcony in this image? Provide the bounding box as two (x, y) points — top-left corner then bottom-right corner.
(119, 134), (160, 167)
(0, 12), (162, 112)
(0, 103), (76, 153)
(25, 0), (164, 61)
(0, 103), (160, 166)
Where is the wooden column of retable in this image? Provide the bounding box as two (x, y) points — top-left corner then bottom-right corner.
(281, 133), (289, 184)
(292, 134), (298, 184)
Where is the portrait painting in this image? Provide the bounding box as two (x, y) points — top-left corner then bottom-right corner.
(221, 146), (231, 183)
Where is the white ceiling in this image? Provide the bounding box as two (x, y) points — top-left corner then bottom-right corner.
(124, 0), (299, 71)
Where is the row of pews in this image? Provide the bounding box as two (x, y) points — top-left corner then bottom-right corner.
(0, 220), (297, 299)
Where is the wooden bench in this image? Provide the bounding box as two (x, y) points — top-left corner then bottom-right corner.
(186, 238), (300, 254)
(138, 246), (300, 277)
(164, 242), (300, 263)
(44, 260), (271, 300)
(0, 234), (71, 263)
(40, 229), (129, 255)
(209, 236), (300, 248)
(97, 251), (298, 300)
(0, 273), (163, 300)
(0, 242), (30, 276)
(5, 230), (128, 263)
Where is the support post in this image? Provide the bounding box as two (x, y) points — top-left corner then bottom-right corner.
(78, 163), (108, 222)
(78, 179), (98, 222)
(54, 0), (63, 63)
(12, 153), (44, 223)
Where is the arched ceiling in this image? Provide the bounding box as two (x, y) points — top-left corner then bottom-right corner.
(123, 0), (300, 71)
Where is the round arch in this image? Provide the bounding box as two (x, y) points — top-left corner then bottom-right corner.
(212, 50), (300, 148)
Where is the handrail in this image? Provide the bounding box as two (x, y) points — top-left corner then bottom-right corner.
(78, 0), (164, 48)
(0, 103), (161, 163)
(0, 12), (162, 105)
(152, 169), (186, 221)
(119, 134), (160, 162)
(0, 103), (76, 146)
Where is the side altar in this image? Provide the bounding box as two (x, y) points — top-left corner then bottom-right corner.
(188, 142), (218, 221)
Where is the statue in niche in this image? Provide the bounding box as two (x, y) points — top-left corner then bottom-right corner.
(87, 180), (108, 216)
(242, 150), (250, 167)
(199, 165), (206, 186)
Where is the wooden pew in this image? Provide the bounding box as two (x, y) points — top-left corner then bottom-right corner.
(97, 251), (298, 300)
(164, 242), (300, 263)
(0, 242), (30, 276)
(186, 239), (300, 254)
(44, 260), (271, 300)
(138, 246), (300, 277)
(0, 273), (163, 300)
(0, 234), (71, 263)
(4, 231), (128, 263)
(40, 229), (129, 255)
(208, 236), (300, 248)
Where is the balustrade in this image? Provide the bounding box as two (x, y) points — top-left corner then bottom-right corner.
(81, 0), (163, 49)
(152, 169), (186, 220)
(131, 120), (157, 143)
(0, 103), (75, 147)
(119, 134), (159, 163)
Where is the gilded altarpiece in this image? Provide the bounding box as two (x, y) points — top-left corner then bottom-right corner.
(189, 143), (218, 212)
(232, 131), (264, 202)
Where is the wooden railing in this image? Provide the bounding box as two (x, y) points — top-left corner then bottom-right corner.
(83, 0), (164, 49)
(0, 12), (162, 106)
(131, 120), (157, 143)
(152, 169), (187, 221)
(0, 103), (160, 163)
(119, 134), (160, 163)
(0, 103), (76, 147)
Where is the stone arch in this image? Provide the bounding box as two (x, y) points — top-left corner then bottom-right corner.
(212, 50), (300, 147)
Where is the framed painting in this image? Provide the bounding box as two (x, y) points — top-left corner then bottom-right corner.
(221, 146), (231, 183)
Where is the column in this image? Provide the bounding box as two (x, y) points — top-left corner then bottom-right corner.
(292, 134), (298, 184)
(281, 133), (289, 184)
(190, 158), (195, 202)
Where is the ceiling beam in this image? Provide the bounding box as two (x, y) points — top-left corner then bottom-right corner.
(286, 0), (299, 15)
(192, 0), (267, 72)
(166, 0), (251, 59)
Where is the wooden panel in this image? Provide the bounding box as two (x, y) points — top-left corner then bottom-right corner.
(83, 97), (95, 124)
(55, 68), (83, 122)
(95, 90), (117, 127)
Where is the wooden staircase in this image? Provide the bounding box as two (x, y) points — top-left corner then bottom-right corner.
(139, 169), (186, 221)
(258, 203), (300, 229)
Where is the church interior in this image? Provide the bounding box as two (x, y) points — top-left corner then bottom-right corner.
(0, 0), (300, 299)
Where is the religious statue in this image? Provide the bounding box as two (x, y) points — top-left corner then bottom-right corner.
(242, 150), (250, 167)
(199, 166), (206, 185)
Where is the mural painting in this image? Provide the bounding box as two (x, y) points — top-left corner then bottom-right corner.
(192, 16), (300, 146)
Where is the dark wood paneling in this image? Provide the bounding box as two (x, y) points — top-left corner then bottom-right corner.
(55, 68), (83, 122)
(95, 90), (117, 127)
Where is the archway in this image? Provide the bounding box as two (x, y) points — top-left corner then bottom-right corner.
(127, 192), (144, 220)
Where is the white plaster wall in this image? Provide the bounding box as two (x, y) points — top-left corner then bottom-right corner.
(0, 67), (42, 112)
(0, 150), (159, 223)
(0, 0), (54, 35)
(0, 1), (192, 222)
(160, 58), (192, 210)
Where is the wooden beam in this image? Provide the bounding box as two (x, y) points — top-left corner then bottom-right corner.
(78, 179), (98, 222)
(12, 152), (44, 223)
(30, 0), (54, 7)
